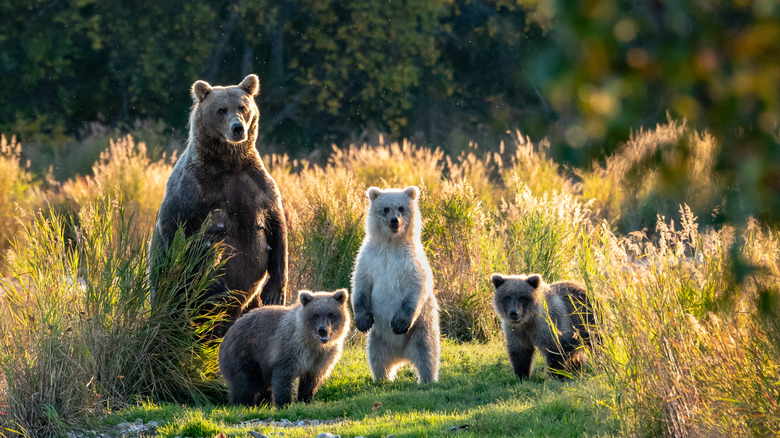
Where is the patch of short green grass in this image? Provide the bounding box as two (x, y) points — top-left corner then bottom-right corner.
(94, 339), (618, 437)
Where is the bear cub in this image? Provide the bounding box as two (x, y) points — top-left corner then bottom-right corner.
(149, 74), (288, 336)
(219, 289), (350, 407)
(351, 186), (440, 383)
(491, 273), (595, 379)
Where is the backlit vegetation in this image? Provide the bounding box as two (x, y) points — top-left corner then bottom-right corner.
(1, 121), (778, 436)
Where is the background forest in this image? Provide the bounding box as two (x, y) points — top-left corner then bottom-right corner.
(1, 1), (780, 437)
(2, 0), (779, 225)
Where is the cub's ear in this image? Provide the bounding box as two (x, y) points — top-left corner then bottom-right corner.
(191, 80), (212, 103)
(491, 274), (505, 289)
(239, 74), (260, 96)
(333, 288), (348, 304)
(299, 290), (314, 306)
(367, 187), (382, 201)
(404, 186), (419, 200)
(526, 274), (541, 289)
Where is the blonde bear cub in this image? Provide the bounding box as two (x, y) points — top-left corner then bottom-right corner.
(351, 186), (440, 383)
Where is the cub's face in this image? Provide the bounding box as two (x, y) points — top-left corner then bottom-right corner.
(491, 274), (543, 325)
(366, 186), (419, 238)
(191, 74), (260, 144)
(299, 289), (350, 344)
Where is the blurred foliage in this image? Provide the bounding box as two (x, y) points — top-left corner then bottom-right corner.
(533, 0), (780, 222)
(0, 0), (550, 151)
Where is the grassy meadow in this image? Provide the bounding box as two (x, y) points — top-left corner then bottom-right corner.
(0, 119), (779, 437)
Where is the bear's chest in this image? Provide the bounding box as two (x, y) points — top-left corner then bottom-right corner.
(364, 245), (420, 310)
(200, 169), (269, 212)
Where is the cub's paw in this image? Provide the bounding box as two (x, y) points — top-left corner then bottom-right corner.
(355, 312), (374, 332)
(391, 313), (412, 335)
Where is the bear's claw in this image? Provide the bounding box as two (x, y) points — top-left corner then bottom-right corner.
(355, 313), (374, 332)
(391, 314), (412, 334)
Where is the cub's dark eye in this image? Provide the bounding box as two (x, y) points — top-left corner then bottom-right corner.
(398, 206), (405, 213)
(503, 296), (511, 303)
(239, 105), (248, 113)
(217, 108), (227, 116)
(383, 207), (390, 214)
(312, 314), (319, 319)
(328, 313), (337, 319)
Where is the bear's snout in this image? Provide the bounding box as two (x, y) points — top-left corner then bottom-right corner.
(508, 309), (520, 321)
(230, 122), (245, 141)
(389, 217), (400, 232)
(317, 326), (330, 343)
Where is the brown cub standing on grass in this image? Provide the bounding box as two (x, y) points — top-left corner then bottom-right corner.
(491, 273), (595, 379)
(219, 289), (350, 407)
(149, 74), (287, 337)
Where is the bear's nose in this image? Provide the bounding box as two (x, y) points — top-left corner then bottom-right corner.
(389, 217), (399, 229)
(317, 327), (330, 342)
(508, 310), (519, 321)
(231, 122), (244, 140)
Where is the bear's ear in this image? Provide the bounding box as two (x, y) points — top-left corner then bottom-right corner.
(367, 187), (382, 201)
(333, 288), (348, 304)
(491, 274), (505, 289)
(239, 74), (260, 97)
(404, 186), (419, 200)
(526, 274), (541, 289)
(299, 290), (313, 306)
(192, 80), (212, 103)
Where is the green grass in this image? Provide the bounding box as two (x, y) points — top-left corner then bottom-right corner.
(94, 339), (617, 437)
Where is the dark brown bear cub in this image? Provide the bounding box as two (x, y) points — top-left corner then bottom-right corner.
(491, 274), (594, 379)
(149, 74), (287, 336)
(219, 289), (350, 407)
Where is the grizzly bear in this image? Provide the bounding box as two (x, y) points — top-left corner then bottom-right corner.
(351, 186), (440, 383)
(149, 74), (287, 335)
(219, 289), (350, 407)
(491, 273), (595, 379)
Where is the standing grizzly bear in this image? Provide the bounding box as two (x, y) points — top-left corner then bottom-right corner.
(219, 289), (350, 407)
(491, 273), (595, 379)
(351, 186), (440, 383)
(149, 74), (287, 334)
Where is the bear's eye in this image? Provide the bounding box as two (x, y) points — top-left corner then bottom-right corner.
(503, 296), (512, 303)
(383, 207), (390, 214)
(312, 313), (319, 319)
(239, 105), (248, 113)
(398, 206), (405, 213)
(328, 313), (337, 319)
(217, 108), (227, 116)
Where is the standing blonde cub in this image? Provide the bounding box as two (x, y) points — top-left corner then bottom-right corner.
(351, 186), (440, 383)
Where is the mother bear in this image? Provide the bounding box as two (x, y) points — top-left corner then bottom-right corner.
(149, 74), (287, 335)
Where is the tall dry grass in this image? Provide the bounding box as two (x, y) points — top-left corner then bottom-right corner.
(0, 197), (227, 437)
(581, 206), (780, 436)
(579, 118), (724, 233)
(0, 119), (778, 436)
(0, 135), (43, 264)
(57, 135), (174, 231)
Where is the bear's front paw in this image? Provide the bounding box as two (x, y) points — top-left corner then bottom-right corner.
(391, 314), (412, 335)
(355, 313), (374, 332)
